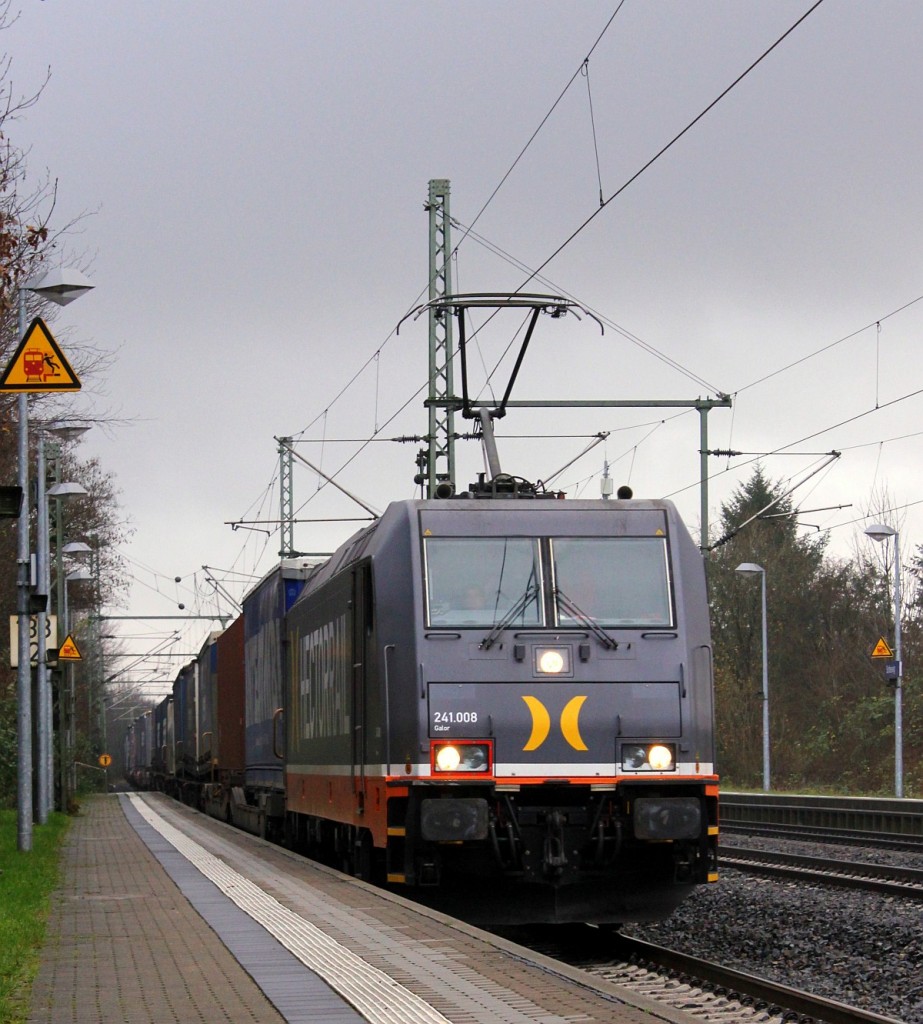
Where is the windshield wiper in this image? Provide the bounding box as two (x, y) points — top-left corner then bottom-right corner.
(554, 588), (618, 650)
(480, 585), (540, 650)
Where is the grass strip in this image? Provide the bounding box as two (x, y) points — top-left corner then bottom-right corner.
(0, 810), (70, 1024)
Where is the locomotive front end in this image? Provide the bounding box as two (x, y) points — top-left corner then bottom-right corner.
(390, 498), (718, 924)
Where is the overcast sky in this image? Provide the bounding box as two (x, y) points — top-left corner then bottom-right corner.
(8, 1), (923, 696)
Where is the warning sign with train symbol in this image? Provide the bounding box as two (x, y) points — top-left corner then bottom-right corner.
(871, 636), (894, 659)
(57, 634), (82, 661)
(0, 317), (81, 392)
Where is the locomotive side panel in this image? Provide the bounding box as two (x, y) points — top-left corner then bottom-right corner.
(286, 570), (355, 821)
(284, 506), (416, 846)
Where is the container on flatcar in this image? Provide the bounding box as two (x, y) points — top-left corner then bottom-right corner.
(124, 709), (153, 788)
(201, 616), (247, 821)
(172, 661), (197, 784)
(217, 615), (246, 778)
(150, 696), (173, 790)
(195, 632), (221, 781)
(137, 710), (152, 787)
(236, 558), (319, 833)
(123, 721), (135, 784)
(282, 496), (718, 925)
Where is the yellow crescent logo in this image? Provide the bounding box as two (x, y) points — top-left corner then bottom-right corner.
(521, 696), (551, 751)
(560, 695), (588, 751)
(522, 695), (588, 751)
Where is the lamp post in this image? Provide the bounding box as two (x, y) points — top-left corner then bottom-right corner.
(736, 562), (769, 792)
(35, 464), (87, 819)
(63, 566), (91, 800)
(58, 539), (91, 809)
(14, 268), (93, 851)
(43, 424), (90, 814)
(863, 523), (903, 798)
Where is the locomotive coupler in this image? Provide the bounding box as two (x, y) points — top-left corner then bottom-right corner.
(542, 810), (568, 877)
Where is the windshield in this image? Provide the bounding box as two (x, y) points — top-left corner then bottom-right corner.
(424, 538), (543, 627)
(552, 537), (673, 627)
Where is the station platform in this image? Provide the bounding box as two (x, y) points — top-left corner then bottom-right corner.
(28, 792), (698, 1024)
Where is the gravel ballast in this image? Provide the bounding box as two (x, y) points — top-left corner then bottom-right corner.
(625, 836), (923, 1022)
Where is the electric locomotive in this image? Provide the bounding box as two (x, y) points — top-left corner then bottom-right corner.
(281, 482), (718, 924)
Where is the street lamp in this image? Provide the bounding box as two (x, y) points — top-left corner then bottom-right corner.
(863, 523), (903, 798)
(14, 267), (93, 852)
(34, 451), (88, 820)
(63, 565), (92, 800)
(33, 434), (82, 822)
(736, 562), (770, 792)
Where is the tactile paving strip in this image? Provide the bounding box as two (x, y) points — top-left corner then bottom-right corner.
(127, 794), (453, 1024)
(122, 795), (363, 1023)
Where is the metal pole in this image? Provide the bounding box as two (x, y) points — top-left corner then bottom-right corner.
(426, 179), (455, 497)
(892, 532), (903, 798)
(278, 436), (295, 558)
(15, 289), (32, 850)
(63, 579), (76, 796)
(698, 404), (710, 551)
(53, 458), (68, 812)
(35, 432), (50, 823)
(760, 570), (770, 792)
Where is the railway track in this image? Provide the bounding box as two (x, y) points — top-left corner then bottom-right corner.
(719, 845), (923, 899)
(496, 925), (902, 1024)
(722, 820), (923, 853)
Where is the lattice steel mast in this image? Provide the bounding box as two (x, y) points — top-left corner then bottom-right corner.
(424, 179), (456, 497)
(278, 435), (296, 558)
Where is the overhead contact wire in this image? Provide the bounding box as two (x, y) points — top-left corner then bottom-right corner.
(515, 0), (827, 293)
(455, 3), (625, 248)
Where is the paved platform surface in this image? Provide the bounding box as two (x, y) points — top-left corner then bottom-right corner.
(29, 793), (698, 1024)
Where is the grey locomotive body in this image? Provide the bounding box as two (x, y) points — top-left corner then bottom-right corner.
(282, 495), (718, 924)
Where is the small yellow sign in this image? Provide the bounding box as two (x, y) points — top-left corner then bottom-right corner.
(58, 634), (82, 661)
(871, 637), (894, 659)
(98, 753), (112, 768)
(0, 317), (81, 392)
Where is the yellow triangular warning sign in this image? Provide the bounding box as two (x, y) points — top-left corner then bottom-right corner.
(871, 636), (893, 659)
(0, 317), (81, 392)
(58, 634), (82, 661)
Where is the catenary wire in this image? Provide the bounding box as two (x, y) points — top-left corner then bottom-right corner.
(511, 1), (826, 295)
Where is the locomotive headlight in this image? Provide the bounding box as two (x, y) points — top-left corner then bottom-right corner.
(535, 646), (570, 674)
(648, 744), (674, 771)
(435, 745), (462, 771)
(432, 741), (491, 774)
(621, 743), (676, 772)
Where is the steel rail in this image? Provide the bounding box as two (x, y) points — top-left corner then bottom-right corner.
(607, 933), (904, 1024)
(720, 846), (923, 899)
(722, 820), (923, 853)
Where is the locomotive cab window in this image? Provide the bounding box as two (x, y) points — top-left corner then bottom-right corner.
(552, 537), (673, 628)
(424, 537), (543, 627)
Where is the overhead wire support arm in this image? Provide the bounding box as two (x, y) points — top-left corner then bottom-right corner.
(707, 451), (841, 550)
(275, 436), (380, 519)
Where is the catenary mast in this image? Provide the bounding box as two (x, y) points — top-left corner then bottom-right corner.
(425, 179), (456, 497)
